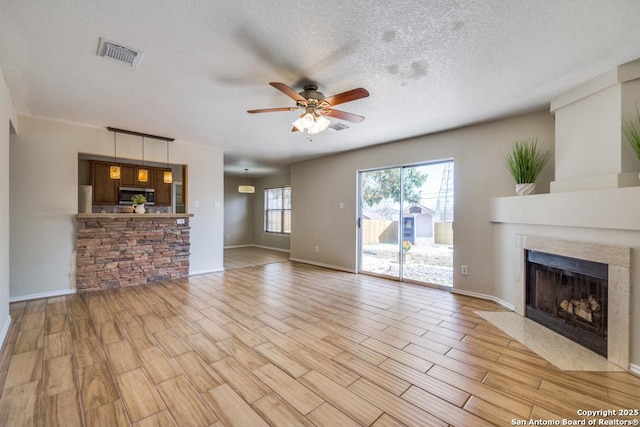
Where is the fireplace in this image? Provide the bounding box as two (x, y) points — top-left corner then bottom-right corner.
(526, 250), (608, 356)
(513, 234), (631, 370)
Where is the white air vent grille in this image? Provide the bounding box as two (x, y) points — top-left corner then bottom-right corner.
(329, 123), (349, 131)
(98, 38), (143, 67)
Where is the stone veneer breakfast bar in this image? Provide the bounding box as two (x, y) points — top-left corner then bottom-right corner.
(76, 213), (193, 292)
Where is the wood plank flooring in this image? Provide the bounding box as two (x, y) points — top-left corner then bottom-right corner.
(1, 261), (639, 426)
(224, 246), (289, 270)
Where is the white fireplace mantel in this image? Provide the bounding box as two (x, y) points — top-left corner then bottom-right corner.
(490, 186), (640, 232)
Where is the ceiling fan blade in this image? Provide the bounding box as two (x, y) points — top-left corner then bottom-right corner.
(324, 108), (365, 123)
(322, 88), (369, 106)
(269, 82), (306, 102)
(247, 107), (299, 113)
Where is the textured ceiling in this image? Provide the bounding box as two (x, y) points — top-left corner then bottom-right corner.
(2, 1), (640, 176)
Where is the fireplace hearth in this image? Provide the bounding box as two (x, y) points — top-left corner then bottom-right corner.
(526, 250), (608, 357)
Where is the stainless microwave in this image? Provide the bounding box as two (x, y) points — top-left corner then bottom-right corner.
(118, 187), (155, 205)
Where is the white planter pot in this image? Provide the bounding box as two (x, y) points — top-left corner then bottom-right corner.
(134, 204), (146, 214)
(515, 183), (536, 196)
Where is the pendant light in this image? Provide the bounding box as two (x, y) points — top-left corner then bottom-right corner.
(109, 131), (121, 179)
(238, 169), (255, 193)
(163, 139), (173, 184)
(138, 136), (149, 182)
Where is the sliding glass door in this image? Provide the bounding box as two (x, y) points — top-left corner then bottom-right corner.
(358, 161), (454, 287)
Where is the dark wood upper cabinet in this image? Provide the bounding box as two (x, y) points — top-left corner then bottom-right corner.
(119, 164), (155, 188)
(91, 161), (118, 204)
(154, 168), (172, 206)
(91, 160), (172, 206)
(119, 164), (136, 187)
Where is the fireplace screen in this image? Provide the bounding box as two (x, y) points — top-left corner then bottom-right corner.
(526, 250), (608, 357)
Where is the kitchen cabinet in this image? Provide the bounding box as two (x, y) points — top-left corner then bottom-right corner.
(154, 168), (172, 206)
(91, 161), (118, 204)
(119, 164), (137, 187)
(92, 161), (170, 205)
(120, 164), (155, 188)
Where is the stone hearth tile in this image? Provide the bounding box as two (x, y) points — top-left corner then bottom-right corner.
(475, 311), (624, 372)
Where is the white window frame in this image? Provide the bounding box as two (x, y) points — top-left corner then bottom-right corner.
(264, 186), (291, 234)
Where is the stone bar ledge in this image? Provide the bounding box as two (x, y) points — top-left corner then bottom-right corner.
(77, 213), (194, 219)
(76, 213), (193, 292)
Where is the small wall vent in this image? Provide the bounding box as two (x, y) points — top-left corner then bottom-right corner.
(97, 38), (143, 67)
(328, 123), (349, 131)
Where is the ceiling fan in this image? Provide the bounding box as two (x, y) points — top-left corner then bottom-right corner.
(247, 82), (369, 134)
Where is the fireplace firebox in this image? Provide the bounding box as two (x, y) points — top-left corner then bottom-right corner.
(525, 250), (608, 357)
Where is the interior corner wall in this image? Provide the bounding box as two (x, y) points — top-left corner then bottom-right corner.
(0, 67), (15, 342)
(224, 175), (254, 247)
(253, 173), (291, 251)
(290, 110), (555, 295)
(9, 115), (224, 300)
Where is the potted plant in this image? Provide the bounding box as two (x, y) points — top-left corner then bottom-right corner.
(622, 107), (640, 178)
(131, 194), (147, 214)
(502, 138), (552, 195)
(401, 240), (412, 262)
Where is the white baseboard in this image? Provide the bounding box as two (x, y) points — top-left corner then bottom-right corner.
(289, 258), (356, 273)
(629, 363), (640, 377)
(0, 316), (11, 351)
(450, 288), (515, 311)
(224, 244), (290, 253)
(189, 268), (225, 276)
(252, 245), (290, 253)
(9, 288), (76, 303)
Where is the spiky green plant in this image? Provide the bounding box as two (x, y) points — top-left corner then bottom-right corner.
(622, 108), (640, 160)
(502, 138), (552, 184)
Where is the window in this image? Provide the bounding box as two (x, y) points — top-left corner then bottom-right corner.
(264, 186), (291, 233)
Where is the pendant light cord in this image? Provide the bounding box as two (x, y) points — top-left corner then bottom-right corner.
(113, 132), (118, 162)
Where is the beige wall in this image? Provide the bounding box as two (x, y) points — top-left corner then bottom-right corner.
(253, 173), (290, 251)
(0, 67), (16, 342)
(224, 175), (255, 247)
(9, 116), (224, 300)
(223, 172), (291, 251)
(290, 111), (555, 294)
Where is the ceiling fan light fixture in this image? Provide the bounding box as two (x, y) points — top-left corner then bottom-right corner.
(301, 112), (315, 129)
(248, 82), (369, 134)
(292, 117), (305, 132)
(308, 115), (330, 134)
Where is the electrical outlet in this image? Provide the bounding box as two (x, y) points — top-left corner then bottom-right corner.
(461, 265), (468, 275)
(315, 246), (320, 253)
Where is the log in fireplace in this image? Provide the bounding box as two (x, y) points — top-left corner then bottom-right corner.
(525, 250), (608, 357)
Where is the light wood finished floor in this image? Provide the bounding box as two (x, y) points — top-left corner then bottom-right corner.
(224, 246), (289, 270)
(1, 261), (639, 426)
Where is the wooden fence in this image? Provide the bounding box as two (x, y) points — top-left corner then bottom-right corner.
(362, 220), (398, 244)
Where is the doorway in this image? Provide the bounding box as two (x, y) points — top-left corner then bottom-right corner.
(358, 160), (454, 287)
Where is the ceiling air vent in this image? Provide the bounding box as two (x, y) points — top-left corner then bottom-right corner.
(97, 38), (143, 67)
(328, 123), (349, 131)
